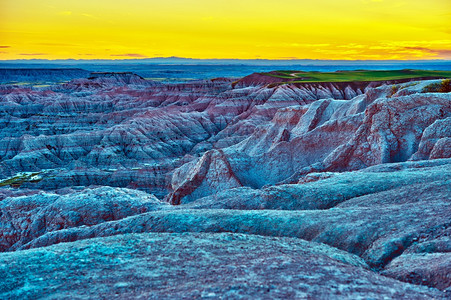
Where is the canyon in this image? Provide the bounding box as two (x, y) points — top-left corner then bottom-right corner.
(0, 70), (450, 298)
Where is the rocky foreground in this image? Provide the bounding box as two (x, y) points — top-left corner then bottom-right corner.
(0, 71), (450, 299)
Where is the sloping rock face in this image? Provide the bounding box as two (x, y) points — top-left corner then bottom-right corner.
(166, 81), (450, 203)
(167, 149), (242, 205)
(0, 186), (167, 252)
(0, 73), (450, 298)
(0, 233), (445, 299)
(0, 74), (384, 198)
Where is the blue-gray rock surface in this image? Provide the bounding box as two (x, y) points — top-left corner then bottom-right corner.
(0, 73), (450, 298)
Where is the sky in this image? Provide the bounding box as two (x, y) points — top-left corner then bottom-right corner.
(0, 0), (450, 60)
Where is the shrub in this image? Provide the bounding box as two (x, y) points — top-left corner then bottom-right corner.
(389, 84), (399, 97)
(422, 79), (451, 93)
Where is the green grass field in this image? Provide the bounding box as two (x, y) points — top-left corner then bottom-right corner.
(262, 69), (451, 83)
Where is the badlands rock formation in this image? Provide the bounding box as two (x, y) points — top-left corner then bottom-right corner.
(0, 70), (450, 298)
(0, 68), (91, 84)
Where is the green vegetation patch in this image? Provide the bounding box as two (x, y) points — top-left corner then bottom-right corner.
(0, 172), (43, 188)
(262, 69), (451, 83)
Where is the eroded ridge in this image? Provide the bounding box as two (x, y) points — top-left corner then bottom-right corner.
(0, 71), (450, 298)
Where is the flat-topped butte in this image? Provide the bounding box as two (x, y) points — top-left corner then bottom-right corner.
(261, 69), (451, 83)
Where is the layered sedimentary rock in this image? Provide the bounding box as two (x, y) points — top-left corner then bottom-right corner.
(0, 72), (450, 297)
(0, 72), (384, 197)
(166, 80), (450, 204)
(0, 186), (167, 252)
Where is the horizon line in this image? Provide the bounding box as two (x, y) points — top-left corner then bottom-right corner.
(0, 57), (450, 62)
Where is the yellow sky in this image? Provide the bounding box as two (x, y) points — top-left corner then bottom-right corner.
(0, 0), (450, 60)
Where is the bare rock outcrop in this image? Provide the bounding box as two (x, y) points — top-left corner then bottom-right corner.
(1, 233), (445, 299)
(0, 186), (167, 252)
(166, 82), (450, 203)
(0, 73), (450, 297)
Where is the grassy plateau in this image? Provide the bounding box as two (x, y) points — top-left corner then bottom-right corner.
(262, 69), (451, 83)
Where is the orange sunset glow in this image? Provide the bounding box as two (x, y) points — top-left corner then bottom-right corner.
(0, 0), (450, 60)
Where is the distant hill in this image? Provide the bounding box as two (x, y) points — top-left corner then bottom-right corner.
(0, 68), (91, 85)
(1, 57), (451, 66)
